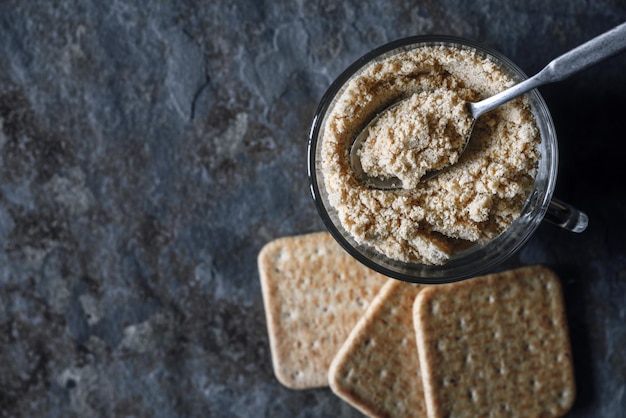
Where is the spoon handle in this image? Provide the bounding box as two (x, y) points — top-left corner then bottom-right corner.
(471, 21), (626, 118)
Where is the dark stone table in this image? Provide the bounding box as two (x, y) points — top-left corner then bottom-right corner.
(1, 1), (625, 417)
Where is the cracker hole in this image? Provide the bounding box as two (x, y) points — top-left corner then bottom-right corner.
(559, 391), (572, 407)
(458, 318), (467, 330)
(529, 378), (541, 391)
(470, 389), (478, 403)
(500, 403), (510, 412)
(492, 331), (500, 339)
(488, 295), (495, 304)
(380, 369), (388, 379)
(343, 369), (355, 382)
(431, 300), (439, 315)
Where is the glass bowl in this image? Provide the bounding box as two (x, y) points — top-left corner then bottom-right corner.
(307, 35), (558, 284)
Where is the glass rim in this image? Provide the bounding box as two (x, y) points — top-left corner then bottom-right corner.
(307, 35), (558, 284)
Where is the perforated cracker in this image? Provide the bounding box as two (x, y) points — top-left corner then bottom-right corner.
(413, 265), (576, 418)
(329, 280), (429, 418)
(258, 232), (388, 389)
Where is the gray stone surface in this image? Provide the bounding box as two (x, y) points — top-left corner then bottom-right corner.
(0, 1), (625, 417)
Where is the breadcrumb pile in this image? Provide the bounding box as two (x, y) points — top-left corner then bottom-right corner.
(320, 45), (540, 265)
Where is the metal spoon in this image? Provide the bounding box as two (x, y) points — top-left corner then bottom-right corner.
(351, 22), (626, 189)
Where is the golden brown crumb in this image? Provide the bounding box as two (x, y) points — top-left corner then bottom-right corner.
(320, 45), (540, 265)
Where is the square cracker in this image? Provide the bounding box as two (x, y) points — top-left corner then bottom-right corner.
(258, 232), (388, 389)
(413, 265), (576, 418)
(329, 279), (429, 418)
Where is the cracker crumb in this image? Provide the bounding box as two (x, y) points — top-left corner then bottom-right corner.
(320, 45), (540, 264)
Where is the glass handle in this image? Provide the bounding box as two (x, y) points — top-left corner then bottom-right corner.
(544, 198), (589, 233)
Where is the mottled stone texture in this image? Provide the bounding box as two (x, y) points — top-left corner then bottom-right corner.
(0, 1), (625, 417)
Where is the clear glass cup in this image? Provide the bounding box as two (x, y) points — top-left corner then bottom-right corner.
(307, 35), (588, 284)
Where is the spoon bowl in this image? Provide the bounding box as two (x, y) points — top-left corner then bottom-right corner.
(350, 99), (475, 189)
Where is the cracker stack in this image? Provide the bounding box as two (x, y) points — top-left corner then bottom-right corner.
(258, 233), (576, 418)
(413, 266), (576, 418)
(257, 232), (388, 389)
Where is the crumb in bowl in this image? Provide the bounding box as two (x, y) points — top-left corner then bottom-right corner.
(320, 45), (541, 265)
